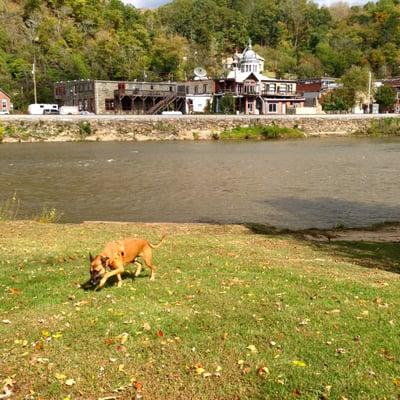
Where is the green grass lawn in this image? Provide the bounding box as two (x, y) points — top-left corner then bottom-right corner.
(0, 221), (399, 399)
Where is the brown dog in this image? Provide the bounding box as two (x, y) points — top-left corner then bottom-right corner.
(89, 235), (166, 289)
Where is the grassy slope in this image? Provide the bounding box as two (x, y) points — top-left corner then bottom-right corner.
(0, 221), (399, 399)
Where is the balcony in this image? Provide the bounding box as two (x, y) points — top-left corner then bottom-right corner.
(114, 89), (182, 97)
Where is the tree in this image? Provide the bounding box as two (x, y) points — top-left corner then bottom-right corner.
(375, 85), (396, 112)
(340, 65), (371, 107)
(320, 88), (356, 112)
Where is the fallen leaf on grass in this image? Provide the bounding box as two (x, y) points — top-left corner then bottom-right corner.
(52, 332), (63, 339)
(54, 373), (67, 381)
(65, 378), (75, 386)
(292, 360), (307, 367)
(0, 387), (12, 400)
(257, 366), (270, 377)
(1, 320), (11, 325)
(34, 341), (44, 351)
(142, 322), (151, 332)
(157, 330), (164, 337)
(392, 378), (400, 387)
(237, 360), (251, 375)
(133, 381), (143, 391)
(247, 344), (257, 353)
(325, 309), (341, 315)
(118, 333), (129, 344)
(0, 378), (13, 399)
(41, 330), (51, 338)
(195, 366), (205, 375)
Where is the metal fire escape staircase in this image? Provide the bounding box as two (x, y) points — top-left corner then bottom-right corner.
(146, 93), (178, 115)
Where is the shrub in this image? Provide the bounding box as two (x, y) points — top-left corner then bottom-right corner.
(0, 193), (20, 221)
(34, 206), (63, 223)
(220, 124), (305, 140)
(79, 121), (92, 138)
(361, 118), (400, 136)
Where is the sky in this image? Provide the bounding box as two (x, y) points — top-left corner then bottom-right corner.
(124, 0), (369, 9)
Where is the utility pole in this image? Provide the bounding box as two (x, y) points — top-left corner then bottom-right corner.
(367, 70), (372, 113)
(32, 56), (37, 104)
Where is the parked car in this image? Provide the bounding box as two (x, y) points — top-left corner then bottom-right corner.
(0, 110), (9, 115)
(79, 110), (95, 115)
(59, 106), (80, 115)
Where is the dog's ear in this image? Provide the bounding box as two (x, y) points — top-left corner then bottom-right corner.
(101, 256), (109, 266)
(89, 253), (94, 263)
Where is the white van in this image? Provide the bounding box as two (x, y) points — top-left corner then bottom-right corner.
(28, 104), (59, 115)
(59, 106), (80, 115)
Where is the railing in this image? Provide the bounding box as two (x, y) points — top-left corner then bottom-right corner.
(146, 93), (178, 115)
(115, 89), (179, 97)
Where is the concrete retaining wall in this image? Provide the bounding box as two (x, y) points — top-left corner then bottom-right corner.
(0, 114), (399, 142)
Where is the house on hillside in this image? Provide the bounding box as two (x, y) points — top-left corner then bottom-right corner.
(217, 40), (304, 114)
(0, 88), (11, 114)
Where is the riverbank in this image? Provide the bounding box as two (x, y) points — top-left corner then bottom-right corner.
(1, 114), (400, 142)
(0, 220), (399, 399)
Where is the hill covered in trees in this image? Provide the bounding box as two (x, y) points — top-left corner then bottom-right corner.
(0, 0), (399, 108)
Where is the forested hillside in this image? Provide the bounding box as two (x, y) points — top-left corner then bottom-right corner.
(0, 0), (399, 108)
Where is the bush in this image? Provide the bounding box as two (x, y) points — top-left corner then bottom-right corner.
(0, 193), (20, 221)
(361, 118), (400, 136)
(34, 206), (63, 223)
(78, 121), (92, 138)
(321, 88), (355, 113)
(220, 124), (305, 140)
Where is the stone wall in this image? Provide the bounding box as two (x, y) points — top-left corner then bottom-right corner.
(1, 114), (399, 142)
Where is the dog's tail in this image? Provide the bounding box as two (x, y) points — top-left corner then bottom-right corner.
(148, 234), (167, 249)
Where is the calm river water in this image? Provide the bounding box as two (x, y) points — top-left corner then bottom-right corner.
(1, 138), (399, 229)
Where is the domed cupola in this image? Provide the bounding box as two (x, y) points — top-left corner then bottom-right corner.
(239, 39), (261, 73)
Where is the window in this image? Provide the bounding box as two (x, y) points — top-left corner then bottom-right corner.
(105, 99), (114, 111)
(203, 84), (208, 94)
(268, 103), (277, 113)
(194, 86), (198, 94)
(2, 99), (7, 110)
(268, 84), (276, 93)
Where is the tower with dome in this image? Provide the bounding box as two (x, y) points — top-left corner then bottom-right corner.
(217, 39), (304, 115)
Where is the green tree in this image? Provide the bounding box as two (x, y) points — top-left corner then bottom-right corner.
(321, 88), (356, 112)
(375, 85), (396, 112)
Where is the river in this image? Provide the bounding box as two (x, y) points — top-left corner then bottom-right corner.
(1, 137), (399, 229)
